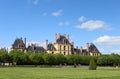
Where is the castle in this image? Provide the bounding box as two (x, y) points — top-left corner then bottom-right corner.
(46, 33), (100, 56)
(11, 34), (101, 56)
(11, 38), (45, 53)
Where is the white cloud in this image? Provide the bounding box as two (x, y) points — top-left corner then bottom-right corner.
(27, 41), (46, 48)
(93, 35), (120, 45)
(52, 9), (63, 17)
(33, 0), (39, 5)
(58, 22), (70, 26)
(78, 16), (86, 22)
(8, 46), (12, 52)
(111, 50), (120, 53)
(76, 20), (111, 31)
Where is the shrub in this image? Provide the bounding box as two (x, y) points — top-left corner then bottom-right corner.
(89, 58), (97, 70)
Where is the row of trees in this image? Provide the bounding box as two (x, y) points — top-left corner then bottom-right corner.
(0, 50), (120, 66)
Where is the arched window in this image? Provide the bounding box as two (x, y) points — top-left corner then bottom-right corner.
(63, 39), (66, 44)
(52, 52), (54, 54)
(64, 52), (66, 55)
(64, 46), (66, 50)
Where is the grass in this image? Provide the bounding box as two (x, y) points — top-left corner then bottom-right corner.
(0, 66), (120, 79)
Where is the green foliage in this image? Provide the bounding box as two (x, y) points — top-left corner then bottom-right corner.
(66, 55), (81, 65)
(0, 50), (9, 63)
(44, 54), (56, 65)
(89, 58), (97, 70)
(1, 50), (120, 66)
(80, 56), (91, 65)
(97, 55), (108, 66)
(97, 54), (120, 66)
(29, 53), (44, 65)
(54, 54), (66, 65)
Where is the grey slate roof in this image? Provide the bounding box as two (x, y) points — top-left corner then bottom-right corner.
(47, 43), (56, 51)
(89, 43), (100, 53)
(27, 46), (46, 53)
(56, 35), (70, 44)
(12, 38), (26, 49)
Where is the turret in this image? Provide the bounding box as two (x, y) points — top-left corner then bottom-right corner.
(46, 40), (48, 50)
(86, 43), (89, 52)
(76, 46), (78, 49)
(80, 46), (83, 53)
(55, 34), (57, 43)
(64, 34), (66, 38)
(58, 33), (60, 39)
(67, 34), (70, 41)
(24, 37), (26, 48)
(72, 42), (74, 46)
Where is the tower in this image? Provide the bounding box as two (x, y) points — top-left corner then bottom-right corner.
(64, 34), (66, 37)
(72, 42), (74, 47)
(80, 46), (83, 54)
(86, 43), (90, 52)
(67, 34), (70, 41)
(71, 42), (74, 54)
(46, 40), (48, 50)
(55, 34), (57, 43)
(24, 37), (26, 48)
(58, 33), (60, 39)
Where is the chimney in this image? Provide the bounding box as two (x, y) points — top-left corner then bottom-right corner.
(64, 34), (66, 38)
(76, 46), (78, 49)
(80, 46), (83, 53)
(72, 42), (74, 46)
(46, 40), (48, 50)
(55, 34), (57, 43)
(28, 43), (30, 46)
(58, 33), (60, 39)
(71, 42), (74, 48)
(24, 38), (26, 47)
(68, 35), (70, 41)
(86, 43), (89, 52)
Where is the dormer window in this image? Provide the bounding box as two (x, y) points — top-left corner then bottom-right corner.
(63, 39), (66, 44)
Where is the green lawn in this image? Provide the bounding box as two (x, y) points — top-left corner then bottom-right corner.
(0, 67), (120, 79)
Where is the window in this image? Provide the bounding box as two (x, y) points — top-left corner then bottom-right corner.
(64, 52), (66, 55)
(52, 52), (54, 54)
(64, 46), (66, 50)
(63, 39), (66, 44)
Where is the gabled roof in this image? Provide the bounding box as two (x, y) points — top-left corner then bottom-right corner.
(89, 43), (100, 53)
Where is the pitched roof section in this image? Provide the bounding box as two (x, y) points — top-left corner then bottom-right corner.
(56, 35), (70, 44)
(27, 45), (45, 53)
(47, 43), (56, 51)
(89, 43), (100, 53)
(12, 38), (26, 49)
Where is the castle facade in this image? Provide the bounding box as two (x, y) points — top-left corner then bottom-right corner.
(46, 33), (100, 56)
(11, 34), (101, 56)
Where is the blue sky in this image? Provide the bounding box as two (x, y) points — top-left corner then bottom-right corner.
(0, 0), (120, 54)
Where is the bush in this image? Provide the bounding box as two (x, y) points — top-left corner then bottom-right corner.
(89, 58), (97, 70)
(44, 54), (56, 65)
(54, 54), (66, 65)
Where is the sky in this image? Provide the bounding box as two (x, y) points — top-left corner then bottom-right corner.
(0, 0), (120, 54)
